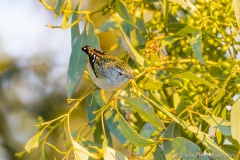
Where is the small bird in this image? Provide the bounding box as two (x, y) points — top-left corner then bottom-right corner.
(81, 45), (133, 91)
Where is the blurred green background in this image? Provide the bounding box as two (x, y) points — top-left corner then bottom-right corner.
(0, 0), (115, 159)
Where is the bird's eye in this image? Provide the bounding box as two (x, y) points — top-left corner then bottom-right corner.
(118, 71), (125, 76)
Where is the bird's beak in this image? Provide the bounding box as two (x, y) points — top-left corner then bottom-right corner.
(127, 75), (133, 79)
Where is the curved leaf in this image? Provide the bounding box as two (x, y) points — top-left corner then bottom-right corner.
(191, 31), (204, 64)
(114, 0), (136, 28)
(170, 137), (200, 160)
(153, 146), (166, 160)
(161, 35), (184, 49)
(125, 98), (164, 129)
(164, 67), (218, 88)
(103, 138), (128, 160)
(233, 0), (240, 29)
(115, 16), (144, 66)
(67, 31), (88, 98)
(25, 132), (43, 153)
(231, 98), (240, 144)
(72, 140), (101, 160)
(54, 0), (65, 17)
(88, 22), (100, 48)
(200, 114), (231, 136)
(118, 114), (157, 147)
(139, 76), (164, 90)
(71, 4), (80, 45)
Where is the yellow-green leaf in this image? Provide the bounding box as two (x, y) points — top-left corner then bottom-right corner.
(103, 138), (128, 160)
(200, 114), (231, 136)
(25, 132), (43, 153)
(231, 98), (240, 144)
(125, 98), (163, 129)
(67, 31), (88, 98)
(115, 20), (144, 66)
(54, 0), (65, 17)
(114, 0), (136, 28)
(190, 31), (204, 64)
(233, 0), (240, 29)
(164, 67), (218, 88)
(118, 114), (157, 147)
(72, 140), (101, 160)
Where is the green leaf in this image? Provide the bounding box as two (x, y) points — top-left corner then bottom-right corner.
(212, 75), (231, 106)
(71, 4), (80, 45)
(209, 65), (223, 77)
(166, 22), (199, 35)
(114, 0), (136, 28)
(140, 122), (156, 138)
(136, 18), (146, 32)
(153, 146), (166, 160)
(116, 20), (144, 66)
(88, 22), (100, 48)
(138, 76), (164, 90)
(72, 140), (101, 160)
(130, 28), (146, 47)
(118, 114), (157, 147)
(125, 98), (164, 129)
(222, 145), (239, 156)
(54, 0), (65, 17)
(191, 31), (204, 64)
(25, 132), (43, 153)
(200, 114), (231, 136)
(163, 0), (169, 26)
(231, 98), (240, 144)
(67, 31), (88, 98)
(173, 92), (180, 111)
(103, 138), (128, 160)
(139, 122), (156, 155)
(86, 91), (112, 146)
(233, 0), (240, 29)
(164, 67), (218, 88)
(105, 109), (126, 145)
(171, 137), (200, 160)
(95, 18), (117, 33)
(161, 35), (184, 49)
(163, 122), (181, 160)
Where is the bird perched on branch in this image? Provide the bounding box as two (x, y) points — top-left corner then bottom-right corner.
(82, 45), (133, 91)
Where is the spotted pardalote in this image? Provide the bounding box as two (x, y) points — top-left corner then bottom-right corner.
(81, 46), (133, 91)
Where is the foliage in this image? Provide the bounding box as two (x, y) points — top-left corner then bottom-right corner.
(19, 0), (240, 159)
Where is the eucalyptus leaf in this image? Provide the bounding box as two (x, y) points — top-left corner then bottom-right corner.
(54, 0), (65, 17)
(200, 114), (231, 136)
(72, 140), (101, 159)
(231, 98), (240, 144)
(191, 31), (204, 64)
(103, 138), (128, 160)
(233, 0), (240, 29)
(125, 98), (164, 129)
(171, 137), (200, 160)
(67, 31), (88, 98)
(164, 67), (218, 88)
(71, 4), (80, 46)
(118, 114), (157, 147)
(116, 17), (144, 66)
(153, 146), (166, 160)
(114, 0), (136, 28)
(25, 132), (43, 153)
(161, 35), (184, 48)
